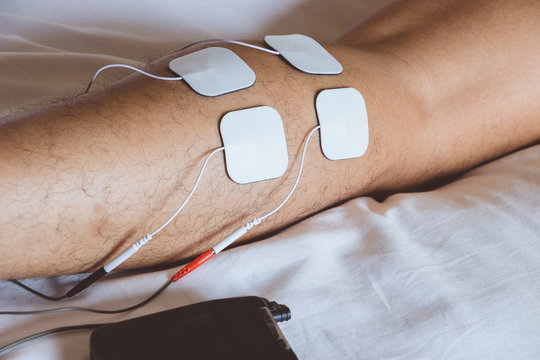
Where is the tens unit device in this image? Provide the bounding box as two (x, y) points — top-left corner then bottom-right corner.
(90, 296), (296, 360)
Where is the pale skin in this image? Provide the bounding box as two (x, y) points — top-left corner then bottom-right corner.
(1, 0), (539, 279)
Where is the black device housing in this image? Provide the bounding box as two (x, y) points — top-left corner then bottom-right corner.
(90, 296), (297, 360)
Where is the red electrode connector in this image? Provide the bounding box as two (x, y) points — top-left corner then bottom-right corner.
(171, 250), (215, 282)
(169, 126), (320, 285)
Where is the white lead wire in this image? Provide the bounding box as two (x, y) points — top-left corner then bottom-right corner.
(219, 39), (280, 55)
(178, 38), (280, 55)
(85, 39), (279, 93)
(212, 125), (321, 254)
(85, 64), (183, 93)
(90, 64), (183, 83)
(258, 125), (320, 222)
(103, 147), (224, 272)
(151, 147), (225, 237)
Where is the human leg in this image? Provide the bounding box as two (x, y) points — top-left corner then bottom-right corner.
(1, 0), (539, 279)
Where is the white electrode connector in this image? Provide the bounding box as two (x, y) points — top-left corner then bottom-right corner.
(104, 234), (152, 273)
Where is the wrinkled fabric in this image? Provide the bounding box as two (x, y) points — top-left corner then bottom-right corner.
(2, 144), (539, 359)
(1, 1), (539, 359)
(0, 0), (390, 116)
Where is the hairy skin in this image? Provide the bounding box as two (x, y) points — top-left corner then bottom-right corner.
(1, 0), (539, 278)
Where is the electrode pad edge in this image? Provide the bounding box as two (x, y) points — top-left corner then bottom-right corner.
(220, 106), (288, 184)
(315, 87), (369, 160)
(265, 34), (343, 75)
(169, 47), (256, 97)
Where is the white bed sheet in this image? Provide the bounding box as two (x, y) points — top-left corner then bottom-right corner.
(0, 0), (391, 116)
(1, 1), (540, 359)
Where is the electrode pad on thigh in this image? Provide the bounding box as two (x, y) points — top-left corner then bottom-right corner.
(264, 34), (343, 75)
(315, 88), (369, 160)
(169, 47), (256, 97)
(220, 106), (288, 184)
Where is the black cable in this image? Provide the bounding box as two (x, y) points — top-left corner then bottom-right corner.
(9, 269), (106, 301)
(10, 265), (170, 301)
(0, 323), (109, 356)
(9, 280), (68, 301)
(0, 279), (173, 316)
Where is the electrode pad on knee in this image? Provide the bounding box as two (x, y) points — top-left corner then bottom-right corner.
(315, 87), (369, 160)
(220, 106), (288, 184)
(264, 34), (343, 75)
(169, 47), (256, 96)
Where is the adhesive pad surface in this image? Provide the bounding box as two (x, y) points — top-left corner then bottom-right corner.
(169, 47), (256, 97)
(220, 106), (288, 184)
(264, 34), (343, 75)
(315, 88), (369, 160)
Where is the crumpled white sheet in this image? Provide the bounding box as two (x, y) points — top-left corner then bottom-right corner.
(1, 144), (539, 359)
(1, 1), (539, 359)
(0, 0), (391, 116)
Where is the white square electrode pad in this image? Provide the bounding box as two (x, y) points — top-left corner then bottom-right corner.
(220, 106), (288, 184)
(264, 34), (343, 75)
(315, 88), (369, 160)
(169, 47), (256, 97)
